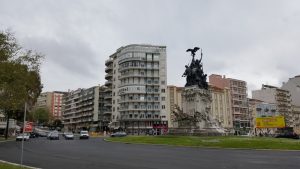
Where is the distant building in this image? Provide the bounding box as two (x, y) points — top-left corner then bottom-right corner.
(166, 85), (183, 128)
(292, 106), (300, 134)
(247, 98), (263, 128)
(209, 85), (233, 130)
(34, 91), (66, 120)
(252, 84), (293, 127)
(282, 75), (300, 106)
(209, 74), (250, 134)
(281, 75), (300, 134)
(62, 86), (101, 132)
(0, 112), (18, 136)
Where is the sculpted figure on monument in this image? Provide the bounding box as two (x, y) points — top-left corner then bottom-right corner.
(184, 47), (208, 89)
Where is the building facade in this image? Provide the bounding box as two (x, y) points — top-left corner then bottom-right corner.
(247, 98), (263, 129)
(105, 44), (167, 135)
(63, 86), (100, 132)
(166, 85), (183, 128)
(34, 91), (66, 120)
(209, 85), (233, 130)
(252, 84), (293, 127)
(209, 74), (250, 134)
(281, 75), (300, 133)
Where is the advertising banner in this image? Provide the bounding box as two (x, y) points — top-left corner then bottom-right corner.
(256, 116), (285, 128)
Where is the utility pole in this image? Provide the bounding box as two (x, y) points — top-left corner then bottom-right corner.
(20, 102), (27, 166)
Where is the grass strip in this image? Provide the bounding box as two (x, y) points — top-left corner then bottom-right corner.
(0, 162), (30, 169)
(107, 136), (300, 150)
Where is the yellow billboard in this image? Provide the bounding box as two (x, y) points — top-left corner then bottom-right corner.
(256, 116), (285, 128)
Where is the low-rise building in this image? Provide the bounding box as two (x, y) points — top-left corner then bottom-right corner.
(166, 85), (183, 128)
(248, 98), (263, 129)
(209, 85), (233, 130)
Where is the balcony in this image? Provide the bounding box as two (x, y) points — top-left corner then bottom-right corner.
(104, 95), (112, 99)
(105, 73), (113, 80)
(103, 110), (112, 115)
(105, 80), (112, 86)
(104, 102), (112, 107)
(119, 65), (159, 72)
(105, 66), (113, 73)
(105, 58), (113, 66)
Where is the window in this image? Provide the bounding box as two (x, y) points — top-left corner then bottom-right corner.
(162, 105), (165, 109)
(161, 81), (165, 85)
(161, 97), (165, 101)
(161, 89), (165, 93)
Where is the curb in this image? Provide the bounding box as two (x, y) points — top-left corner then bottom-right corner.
(103, 138), (300, 152)
(0, 160), (42, 169)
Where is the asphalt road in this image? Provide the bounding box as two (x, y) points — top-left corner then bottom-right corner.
(0, 137), (300, 169)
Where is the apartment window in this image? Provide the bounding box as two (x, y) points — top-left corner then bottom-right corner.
(162, 105), (165, 109)
(161, 97), (165, 101)
(161, 89), (165, 93)
(161, 81), (165, 85)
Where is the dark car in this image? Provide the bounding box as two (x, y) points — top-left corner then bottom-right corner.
(275, 132), (299, 139)
(48, 131), (59, 140)
(29, 132), (38, 138)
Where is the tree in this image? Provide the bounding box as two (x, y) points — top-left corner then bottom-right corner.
(0, 30), (43, 139)
(30, 108), (50, 125)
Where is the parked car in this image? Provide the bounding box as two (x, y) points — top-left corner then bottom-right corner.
(29, 132), (38, 138)
(64, 132), (74, 140)
(110, 131), (127, 137)
(79, 131), (89, 139)
(37, 131), (48, 137)
(48, 131), (59, 140)
(16, 133), (30, 141)
(275, 132), (299, 139)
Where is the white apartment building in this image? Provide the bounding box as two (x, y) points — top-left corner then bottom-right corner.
(63, 86), (100, 131)
(105, 44), (167, 135)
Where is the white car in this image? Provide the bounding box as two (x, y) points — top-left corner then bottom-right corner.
(64, 132), (74, 140)
(16, 133), (30, 141)
(110, 131), (127, 137)
(79, 131), (89, 139)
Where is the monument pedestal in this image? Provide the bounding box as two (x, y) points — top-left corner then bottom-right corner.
(169, 86), (225, 135)
(181, 85), (211, 129)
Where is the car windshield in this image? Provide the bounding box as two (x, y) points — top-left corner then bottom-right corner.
(81, 131), (88, 134)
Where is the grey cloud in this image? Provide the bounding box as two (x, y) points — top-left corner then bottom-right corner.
(1, 0), (300, 93)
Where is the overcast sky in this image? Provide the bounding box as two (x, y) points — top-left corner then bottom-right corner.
(1, 0), (300, 96)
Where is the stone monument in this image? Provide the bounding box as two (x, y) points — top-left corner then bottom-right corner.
(169, 47), (224, 135)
